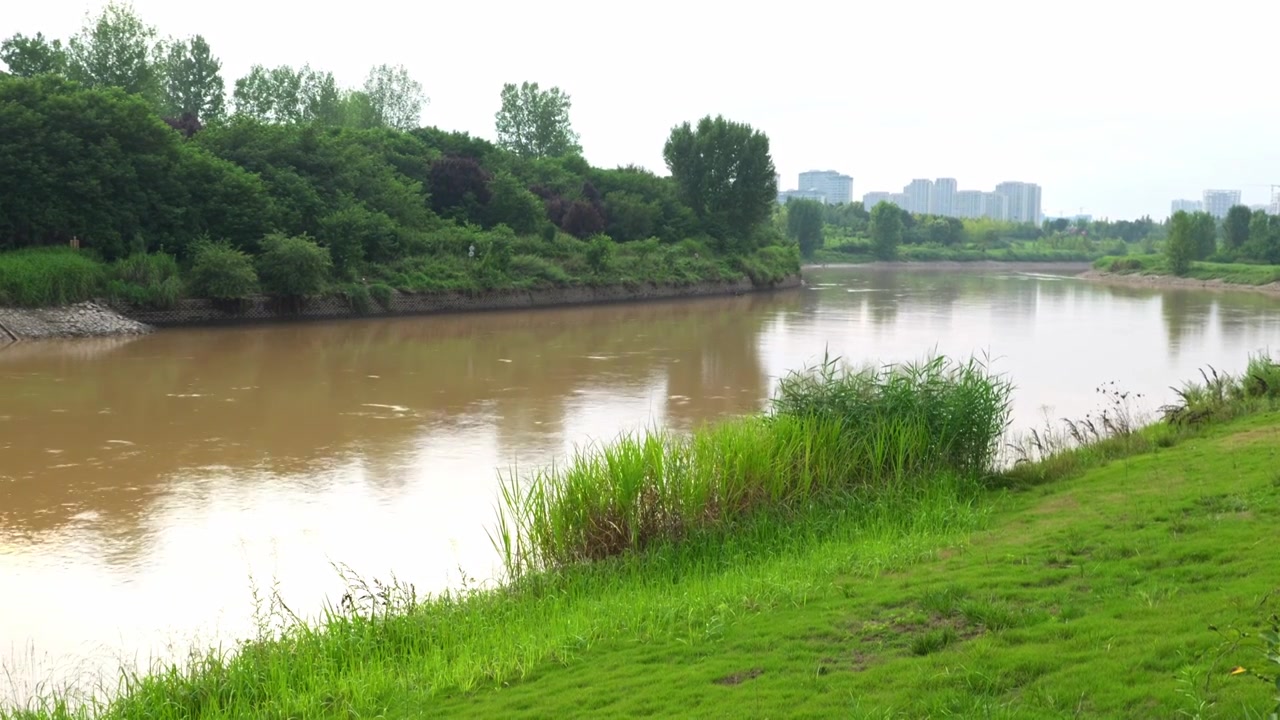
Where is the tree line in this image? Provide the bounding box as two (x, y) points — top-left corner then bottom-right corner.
(1165, 205), (1280, 274)
(0, 2), (789, 305)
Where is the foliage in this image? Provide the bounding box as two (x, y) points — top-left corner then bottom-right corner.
(1165, 210), (1196, 275)
(1224, 205), (1252, 250)
(584, 234), (614, 274)
(785, 198), (824, 258)
(427, 155), (492, 220)
(663, 115), (777, 248)
(367, 282), (394, 310)
(0, 248), (104, 307)
(1242, 210), (1280, 265)
(255, 233), (332, 298)
(106, 251), (182, 308)
(1189, 210), (1217, 260)
(186, 241), (258, 300)
(494, 81), (580, 159)
(561, 200), (607, 239)
(159, 35), (224, 123)
(66, 1), (161, 101)
(484, 173), (544, 235)
(361, 64), (425, 131)
(0, 32), (68, 77)
(869, 201), (903, 260)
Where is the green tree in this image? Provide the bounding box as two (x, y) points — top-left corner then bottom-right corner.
(256, 233), (332, 297)
(494, 81), (581, 159)
(785, 198), (824, 258)
(485, 173), (544, 234)
(362, 64), (424, 130)
(160, 35), (224, 122)
(1, 33), (68, 77)
(1165, 210), (1195, 276)
(662, 115), (777, 246)
(869, 202), (902, 260)
(66, 1), (161, 100)
(1223, 204), (1252, 251)
(1243, 210), (1280, 264)
(1188, 211), (1217, 260)
(232, 65), (303, 123)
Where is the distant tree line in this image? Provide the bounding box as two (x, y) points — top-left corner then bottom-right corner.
(0, 2), (791, 304)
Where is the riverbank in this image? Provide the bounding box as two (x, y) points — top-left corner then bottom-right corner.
(7, 355), (1279, 719)
(803, 260), (1091, 273)
(0, 276), (800, 340)
(1086, 254), (1280, 295)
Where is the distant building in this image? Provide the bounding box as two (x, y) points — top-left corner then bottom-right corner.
(1249, 204), (1270, 213)
(954, 190), (985, 219)
(982, 192), (1008, 221)
(994, 181), (1042, 224)
(890, 192), (910, 209)
(862, 191), (892, 208)
(930, 178), (957, 217)
(904, 179), (933, 214)
(798, 170), (853, 205)
(1170, 199), (1202, 215)
(1202, 189), (1242, 219)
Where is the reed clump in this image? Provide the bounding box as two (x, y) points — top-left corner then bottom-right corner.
(495, 354), (1014, 577)
(0, 248), (105, 307)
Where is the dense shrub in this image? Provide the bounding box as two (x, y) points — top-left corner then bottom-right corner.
(485, 173), (544, 235)
(428, 155), (492, 220)
(585, 234), (614, 274)
(256, 234), (332, 298)
(368, 282), (394, 310)
(187, 242), (259, 300)
(509, 254), (572, 287)
(107, 252), (183, 308)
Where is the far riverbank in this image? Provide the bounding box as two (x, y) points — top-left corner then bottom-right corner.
(802, 260), (1092, 273)
(0, 276), (800, 342)
(1080, 269), (1280, 296)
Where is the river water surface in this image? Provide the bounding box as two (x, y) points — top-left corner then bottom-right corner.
(2, 266), (1279, 703)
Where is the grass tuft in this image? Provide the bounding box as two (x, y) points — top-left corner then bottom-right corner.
(0, 248), (105, 307)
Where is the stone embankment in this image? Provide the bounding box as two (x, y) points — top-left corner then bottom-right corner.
(0, 276), (800, 340)
(0, 301), (153, 342)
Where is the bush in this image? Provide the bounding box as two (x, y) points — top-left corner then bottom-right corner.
(339, 283), (372, 314)
(256, 233), (332, 298)
(107, 252), (183, 308)
(0, 248), (105, 307)
(188, 242), (259, 300)
(368, 283), (394, 310)
(585, 234), (615, 274)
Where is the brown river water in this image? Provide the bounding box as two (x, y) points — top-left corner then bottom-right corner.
(2, 266), (1279, 703)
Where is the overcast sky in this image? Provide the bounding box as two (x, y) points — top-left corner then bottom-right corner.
(7, 0), (1280, 220)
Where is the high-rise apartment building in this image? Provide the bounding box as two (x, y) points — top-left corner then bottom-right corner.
(890, 193), (910, 209)
(1202, 189), (1242, 219)
(904, 179), (933, 215)
(994, 181), (1042, 224)
(862, 191), (891, 208)
(798, 171), (853, 205)
(982, 193), (1008, 221)
(930, 178), (957, 217)
(954, 190), (985, 219)
(1170, 199), (1202, 215)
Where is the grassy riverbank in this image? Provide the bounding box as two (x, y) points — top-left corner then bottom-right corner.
(1095, 254), (1280, 286)
(6, 355), (1280, 719)
(812, 243), (1102, 265)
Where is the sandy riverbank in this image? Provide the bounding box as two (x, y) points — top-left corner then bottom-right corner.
(1078, 269), (1280, 296)
(802, 261), (1092, 273)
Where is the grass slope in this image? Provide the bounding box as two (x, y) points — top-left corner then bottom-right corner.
(436, 413), (1280, 719)
(1096, 254), (1280, 286)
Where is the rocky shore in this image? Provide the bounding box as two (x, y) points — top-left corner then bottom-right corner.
(0, 301), (153, 341)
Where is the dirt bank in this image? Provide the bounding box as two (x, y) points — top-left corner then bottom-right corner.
(0, 301), (153, 341)
(1078, 270), (1280, 296)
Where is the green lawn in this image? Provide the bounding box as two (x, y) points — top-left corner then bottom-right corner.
(433, 413), (1280, 719)
(1096, 254), (1280, 286)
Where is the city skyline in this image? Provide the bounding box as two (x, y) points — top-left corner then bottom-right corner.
(861, 178), (1042, 224)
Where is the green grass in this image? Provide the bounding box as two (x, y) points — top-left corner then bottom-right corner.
(1096, 254), (1280, 286)
(0, 248), (106, 307)
(7, 359), (1280, 719)
(497, 354), (1012, 575)
(813, 243), (1099, 265)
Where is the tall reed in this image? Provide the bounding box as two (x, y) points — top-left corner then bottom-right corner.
(0, 248), (105, 307)
(495, 353), (1014, 577)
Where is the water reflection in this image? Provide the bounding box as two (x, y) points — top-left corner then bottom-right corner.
(2, 268), (1279, 704)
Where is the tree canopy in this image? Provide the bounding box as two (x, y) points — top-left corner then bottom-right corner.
(663, 115), (777, 248)
(494, 82), (581, 159)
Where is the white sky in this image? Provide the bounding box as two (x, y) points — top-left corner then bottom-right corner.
(6, 0), (1280, 220)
